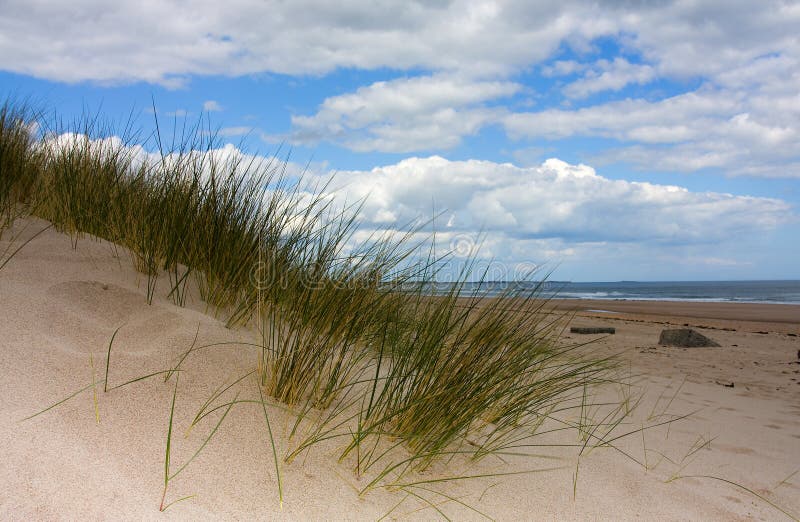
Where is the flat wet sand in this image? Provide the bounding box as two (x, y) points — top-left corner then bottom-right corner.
(552, 298), (799, 330)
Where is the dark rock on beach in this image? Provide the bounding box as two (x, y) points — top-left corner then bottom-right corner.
(659, 328), (720, 347)
(570, 327), (616, 334)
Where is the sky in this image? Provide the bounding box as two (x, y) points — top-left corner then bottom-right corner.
(1, 0), (798, 281)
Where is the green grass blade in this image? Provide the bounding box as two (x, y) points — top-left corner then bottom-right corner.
(168, 391), (238, 481)
(257, 381), (284, 508)
(670, 474), (798, 521)
(104, 324), (123, 393)
(0, 222), (52, 271)
(19, 380), (102, 422)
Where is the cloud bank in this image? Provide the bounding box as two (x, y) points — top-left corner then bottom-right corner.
(326, 156), (790, 244)
(316, 155), (793, 279)
(2, 1), (799, 177)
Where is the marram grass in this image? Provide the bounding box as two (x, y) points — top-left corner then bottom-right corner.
(9, 98), (752, 518)
(1, 94), (612, 487)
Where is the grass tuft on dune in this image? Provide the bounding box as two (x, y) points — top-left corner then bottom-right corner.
(1, 98), (621, 508)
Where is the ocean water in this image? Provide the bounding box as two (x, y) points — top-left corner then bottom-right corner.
(439, 280), (800, 305)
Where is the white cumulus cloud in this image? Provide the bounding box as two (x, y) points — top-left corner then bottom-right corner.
(290, 74), (520, 152)
(203, 100), (223, 112)
(504, 86), (800, 177)
(563, 58), (656, 99)
(322, 156), (790, 243)
(310, 155), (793, 279)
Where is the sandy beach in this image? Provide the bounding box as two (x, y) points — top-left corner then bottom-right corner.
(2, 219), (799, 520)
(552, 298), (800, 332)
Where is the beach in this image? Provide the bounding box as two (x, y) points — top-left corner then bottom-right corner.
(2, 219), (799, 520)
(553, 298), (800, 332)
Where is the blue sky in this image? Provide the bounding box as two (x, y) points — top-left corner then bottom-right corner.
(1, 1), (798, 281)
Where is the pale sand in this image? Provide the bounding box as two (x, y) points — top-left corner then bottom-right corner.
(1, 218), (799, 520)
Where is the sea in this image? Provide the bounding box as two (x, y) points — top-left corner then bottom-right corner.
(425, 280), (800, 305)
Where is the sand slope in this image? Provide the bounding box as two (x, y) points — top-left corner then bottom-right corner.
(1, 218), (799, 520)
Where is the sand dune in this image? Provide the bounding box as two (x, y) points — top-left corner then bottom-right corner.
(2, 219), (799, 520)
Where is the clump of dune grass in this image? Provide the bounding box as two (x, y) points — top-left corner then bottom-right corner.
(4, 96), (659, 515)
(0, 100), (43, 229)
(353, 279), (610, 465)
(0, 100), (52, 270)
(273, 261), (617, 489)
(255, 214), (426, 409)
(33, 115), (140, 242)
